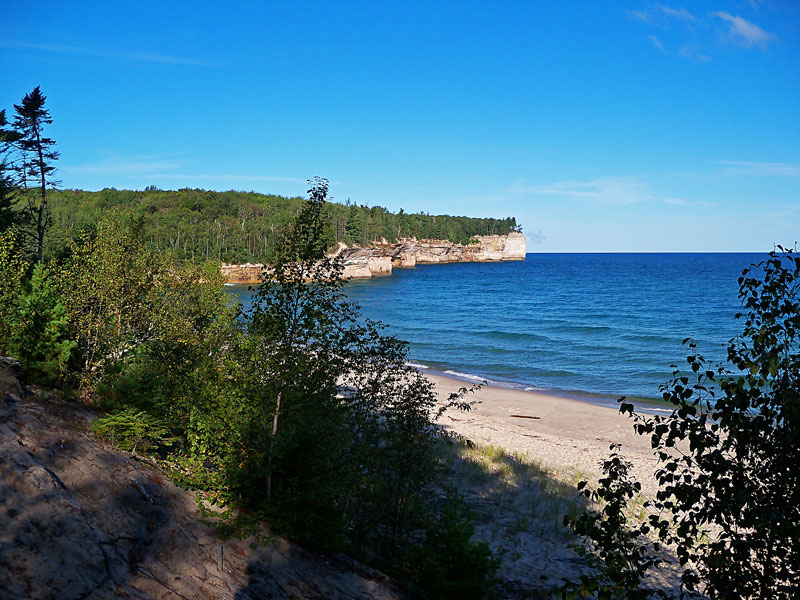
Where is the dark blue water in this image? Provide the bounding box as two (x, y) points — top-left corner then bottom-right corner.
(230, 253), (763, 401)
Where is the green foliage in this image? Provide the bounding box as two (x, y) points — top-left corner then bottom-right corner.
(0, 109), (19, 231)
(10, 86), (59, 262)
(0, 228), (28, 351)
(569, 247), (800, 599)
(560, 445), (664, 600)
(6, 263), (75, 384)
(40, 187), (519, 263)
(0, 160), (15, 231)
(3, 180), (497, 597)
(56, 217), (165, 391)
(181, 178), (496, 596)
(406, 493), (500, 600)
(92, 407), (173, 454)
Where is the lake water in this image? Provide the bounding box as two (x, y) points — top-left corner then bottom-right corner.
(230, 253), (764, 402)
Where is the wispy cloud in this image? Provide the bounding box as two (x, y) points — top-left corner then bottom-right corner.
(679, 43), (710, 62)
(663, 197), (716, 207)
(62, 153), (305, 184)
(659, 5), (696, 22)
(648, 35), (665, 51)
(630, 4), (777, 58)
(511, 176), (689, 207)
(628, 5), (696, 26)
(0, 40), (220, 67)
(61, 154), (187, 176)
(151, 173), (306, 183)
(713, 12), (774, 49)
(628, 9), (653, 24)
(717, 161), (800, 176)
(752, 205), (800, 225)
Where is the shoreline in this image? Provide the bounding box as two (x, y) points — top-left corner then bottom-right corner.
(427, 369), (683, 592)
(426, 370), (661, 493)
(413, 362), (673, 415)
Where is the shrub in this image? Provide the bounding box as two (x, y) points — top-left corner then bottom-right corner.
(560, 445), (664, 600)
(566, 247), (800, 599)
(92, 407), (173, 454)
(0, 228), (28, 352)
(406, 493), (499, 600)
(7, 263), (75, 383)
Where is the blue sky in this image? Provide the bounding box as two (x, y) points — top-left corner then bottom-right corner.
(2, 1), (797, 251)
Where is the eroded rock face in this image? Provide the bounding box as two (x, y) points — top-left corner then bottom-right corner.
(335, 246), (373, 280)
(499, 231), (527, 260)
(367, 256), (392, 276)
(222, 233), (527, 282)
(220, 263), (264, 284)
(0, 359), (405, 600)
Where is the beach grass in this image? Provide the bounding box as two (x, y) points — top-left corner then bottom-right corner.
(435, 437), (668, 592)
(438, 439), (591, 542)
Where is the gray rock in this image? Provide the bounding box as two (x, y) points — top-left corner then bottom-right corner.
(0, 366), (407, 600)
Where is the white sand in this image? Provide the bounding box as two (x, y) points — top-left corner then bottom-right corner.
(429, 372), (661, 495)
(429, 373), (681, 593)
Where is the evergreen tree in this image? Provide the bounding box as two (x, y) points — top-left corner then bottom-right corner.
(0, 163), (15, 231)
(7, 263), (75, 384)
(346, 204), (364, 245)
(0, 109), (19, 231)
(12, 87), (59, 262)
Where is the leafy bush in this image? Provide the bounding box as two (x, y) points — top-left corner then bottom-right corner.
(560, 445), (664, 600)
(92, 407), (173, 454)
(566, 247), (800, 599)
(56, 217), (165, 390)
(55, 215), (237, 405)
(0, 228), (28, 352)
(406, 493), (499, 600)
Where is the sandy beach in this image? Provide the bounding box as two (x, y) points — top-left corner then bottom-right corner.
(428, 372), (680, 594)
(429, 372), (661, 495)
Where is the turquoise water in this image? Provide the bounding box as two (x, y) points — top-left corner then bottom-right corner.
(230, 253), (763, 401)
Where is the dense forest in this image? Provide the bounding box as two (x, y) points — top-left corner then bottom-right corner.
(0, 180), (501, 598)
(43, 187), (520, 263)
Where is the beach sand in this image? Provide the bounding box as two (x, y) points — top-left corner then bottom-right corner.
(427, 372), (680, 595)
(429, 372), (659, 491)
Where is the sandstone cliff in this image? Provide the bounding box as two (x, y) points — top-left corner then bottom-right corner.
(221, 232), (526, 283)
(0, 358), (405, 600)
(220, 262), (265, 285)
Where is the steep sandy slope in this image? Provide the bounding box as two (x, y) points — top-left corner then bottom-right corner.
(0, 358), (406, 600)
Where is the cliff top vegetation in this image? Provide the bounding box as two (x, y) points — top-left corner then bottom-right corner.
(39, 187), (520, 264)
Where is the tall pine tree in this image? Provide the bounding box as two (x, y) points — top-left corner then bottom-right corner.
(12, 87), (59, 261)
(0, 109), (19, 231)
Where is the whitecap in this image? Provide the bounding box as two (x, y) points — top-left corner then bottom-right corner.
(443, 370), (487, 382)
(405, 362), (430, 370)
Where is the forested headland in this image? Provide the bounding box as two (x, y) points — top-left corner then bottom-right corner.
(44, 187), (520, 264)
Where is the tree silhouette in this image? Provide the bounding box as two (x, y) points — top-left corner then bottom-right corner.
(565, 247), (800, 599)
(12, 86), (59, 262)
(0, 109), (20, 231)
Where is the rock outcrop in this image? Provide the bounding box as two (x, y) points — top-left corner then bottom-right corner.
(222, 232), (527, 283)
(335, 232), (526, 279)
(0, 359), (406, 600)
(220, 262), (264, 285)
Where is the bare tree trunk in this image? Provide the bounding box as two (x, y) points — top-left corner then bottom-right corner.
(35, 130), (47, 263)
(265, 389), (282, 503)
